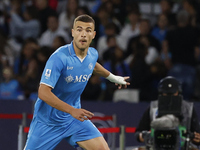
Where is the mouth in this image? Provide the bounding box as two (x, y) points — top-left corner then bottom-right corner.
(79, 39), (87, 44)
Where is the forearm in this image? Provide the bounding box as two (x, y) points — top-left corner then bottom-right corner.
(38, 84), (74, 114)
(135, 131), (144, 142)
(93, 62), (110, 77)
(93, 62), (128, 85)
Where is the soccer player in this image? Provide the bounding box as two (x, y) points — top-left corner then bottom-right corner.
(24, 14), (130, 150)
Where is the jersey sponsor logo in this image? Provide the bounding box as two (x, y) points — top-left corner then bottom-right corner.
(65, 74), (74, 83)
(45, 69), (51, 77)
(67, 66), (73, 70)
(88, 63), (93, 70)
(65, 74), (92, 83)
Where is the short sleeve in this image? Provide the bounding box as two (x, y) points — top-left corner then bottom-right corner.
(40, 53), (64, 88)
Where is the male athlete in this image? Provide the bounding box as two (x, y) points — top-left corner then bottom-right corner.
(24, 14), (130, 150)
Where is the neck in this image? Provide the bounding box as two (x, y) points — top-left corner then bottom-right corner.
(73, 42), (88, 59)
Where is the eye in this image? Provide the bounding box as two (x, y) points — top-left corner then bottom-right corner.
(86, 30), (91, 32)
(77, 29), (82, 32)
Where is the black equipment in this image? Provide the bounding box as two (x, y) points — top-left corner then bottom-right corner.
(158, 76), (182, 94)
(153, 128), (180, 150)
(158, 95), (182, 119)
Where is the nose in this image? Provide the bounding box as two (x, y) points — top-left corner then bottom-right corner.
(81, 30), (86, 37)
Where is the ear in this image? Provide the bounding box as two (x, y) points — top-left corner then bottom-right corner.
(71, 29), (74, 37)
(92, 31), (96, 39)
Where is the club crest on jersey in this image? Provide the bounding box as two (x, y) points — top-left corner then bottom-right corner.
(88, 63), (93, 70)
(45, 69), (51, 77)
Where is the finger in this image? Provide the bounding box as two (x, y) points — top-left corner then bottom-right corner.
(79, 116), (88, 122)
(118, 84), (122, 89)
(78, 117), (84, 122)
(124, 76), (130, 80)
(83, 110), (94, 118)
(193, 139), (199, 143)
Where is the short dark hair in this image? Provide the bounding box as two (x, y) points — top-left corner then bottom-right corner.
(73, 14), (95, 28)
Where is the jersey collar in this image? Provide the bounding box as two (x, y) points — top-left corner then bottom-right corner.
(69, 41), (90, 56)
(69, 41), (76, 56)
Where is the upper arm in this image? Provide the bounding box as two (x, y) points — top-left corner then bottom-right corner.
(136, 107), (151, 132)
(40, 53), (64, 88)
(38, 83), (53, 100)
(191, 108), (200, 133)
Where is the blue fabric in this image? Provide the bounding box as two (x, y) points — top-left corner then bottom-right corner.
(24, 117), (102, 149)
(151, 26), (167, 44)
(168, 64), (196, 100)
(0, 79), (23, 100)
(103, 61), (131, 77)
(34, 42), (98, 126)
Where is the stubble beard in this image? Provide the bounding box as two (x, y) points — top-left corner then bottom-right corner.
(75, 41), (88, 51)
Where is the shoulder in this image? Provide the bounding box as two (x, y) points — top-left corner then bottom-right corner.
(182, 100), (193, 107)
(50, 44), (70, 60)
(88, 47), (98, 56)
(59, 12), (67, 19)
(150, 100), (158, 107)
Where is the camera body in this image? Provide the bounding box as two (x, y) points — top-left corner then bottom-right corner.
(153, 127), (181, 150)
(143, 95), (192, 150)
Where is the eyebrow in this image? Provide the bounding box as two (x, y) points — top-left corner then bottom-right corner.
(76, 26), (92, 30)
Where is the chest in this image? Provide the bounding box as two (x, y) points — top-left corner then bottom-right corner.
(61, 56), (95, 84)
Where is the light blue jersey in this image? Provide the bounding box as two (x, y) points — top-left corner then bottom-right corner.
(33, 42), (98, 126)
(25, 42), (102, 149)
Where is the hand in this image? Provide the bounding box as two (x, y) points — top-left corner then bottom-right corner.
(193, 132), (200, 143)
(69, 108), (94, 122)
(115, 76), (130, 89)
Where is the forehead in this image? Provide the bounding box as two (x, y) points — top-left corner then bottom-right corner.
(74, 21), (94, 30)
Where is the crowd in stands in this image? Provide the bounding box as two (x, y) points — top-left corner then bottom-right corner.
(0, 0), (200, 102)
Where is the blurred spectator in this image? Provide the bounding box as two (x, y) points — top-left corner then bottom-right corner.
(0, 66), (24, 100)
(125, 18), (161, 61)
(37, 46), (53, 77)
(9, 5), (40, 42)
(9, 0), (24, 16)
(77, 5), (91, 16)
(14, 38), (40, 99)
(151, 13), (169, 45)
(90, 0), (108, 15)
(159, 0), (177, 28)
(110, 0), (127, 27)
(39, 14), (70, 47)
(182, 0), (200, 28)
(58, 0), (79, 34)
(51, 35), (67, 50)
(0, 10), (9, 35)
(95, 3), (111, 38)
(102, 36), (131, 100)
(96, 22), (125, 61)
(119, 9), (141, 49)
(81, 74), (102, 101)
(48, 0), (58, 10)
(0, 30), (15, 67)
(100, 0), (122, 29)
(163, 10), (200, 67)
(140, 35), (159, 65)
(163, 10), (200, 100)
(35, 0), (57, 34)
(0, 50), (4, 81)
(129, 42), (157, 101)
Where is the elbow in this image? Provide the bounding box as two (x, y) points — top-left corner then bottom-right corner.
(38, 84), (52, 101)
(38, 86), (45, 101)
